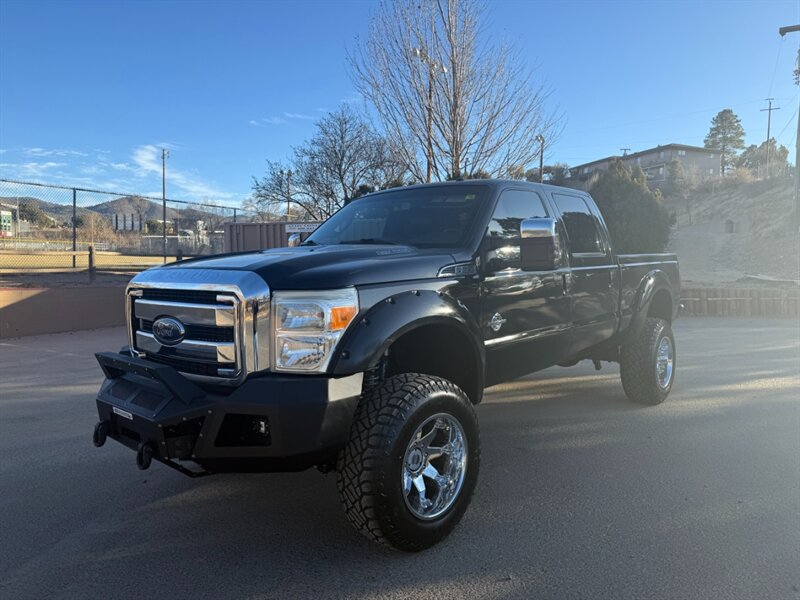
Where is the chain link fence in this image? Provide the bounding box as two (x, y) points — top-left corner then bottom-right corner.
(0, 178), (251, 274)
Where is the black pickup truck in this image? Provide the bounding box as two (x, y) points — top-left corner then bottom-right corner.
(93, 180), (679, 551)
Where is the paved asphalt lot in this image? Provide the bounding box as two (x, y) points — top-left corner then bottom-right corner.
(1, 318), (798, 600)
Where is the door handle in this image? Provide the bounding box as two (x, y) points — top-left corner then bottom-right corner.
(608, 270), (614, 288)
(561, 273), (569, 294)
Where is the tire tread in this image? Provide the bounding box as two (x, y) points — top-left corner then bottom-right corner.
(336, 373), (478, 551)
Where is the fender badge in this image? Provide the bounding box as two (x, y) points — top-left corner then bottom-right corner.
(489, 312), (507, 332)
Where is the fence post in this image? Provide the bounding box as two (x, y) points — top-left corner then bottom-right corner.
(72, 188), (77, 269)
(88, 245), (95, 281)
(233, 208), (238, 223)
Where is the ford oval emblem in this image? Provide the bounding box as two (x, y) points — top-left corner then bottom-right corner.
(152, 316), (186, 346)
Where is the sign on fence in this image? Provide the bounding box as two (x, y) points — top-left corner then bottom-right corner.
(285, 223), (320, 233)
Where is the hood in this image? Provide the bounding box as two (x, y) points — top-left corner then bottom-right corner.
(160, 244), (456, 289)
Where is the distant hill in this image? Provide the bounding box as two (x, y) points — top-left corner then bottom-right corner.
(0, 194), (234, 228)
(0, 196), (94, 225)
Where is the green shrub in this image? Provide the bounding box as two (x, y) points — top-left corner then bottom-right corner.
(589, 159), (673, 253)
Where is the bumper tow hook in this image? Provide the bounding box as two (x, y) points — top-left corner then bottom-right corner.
(136, 442), (155, 470)
(93, 421), (109, 447)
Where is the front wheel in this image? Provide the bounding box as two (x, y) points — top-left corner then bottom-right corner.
(336, 373), (480, 552)
(620, 317), (676, 405)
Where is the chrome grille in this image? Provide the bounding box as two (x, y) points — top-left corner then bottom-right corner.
(125, 268), (271, 385)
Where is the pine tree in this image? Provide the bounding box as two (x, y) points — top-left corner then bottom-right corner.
(704, 109), (745, 175)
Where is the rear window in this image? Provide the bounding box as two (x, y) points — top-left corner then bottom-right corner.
(552, 193), (603, 254)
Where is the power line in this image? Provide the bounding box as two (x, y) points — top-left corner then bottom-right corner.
(775, 104), (799, 141)
(563, 97), (790, 136)
(768, 36), (785, 97)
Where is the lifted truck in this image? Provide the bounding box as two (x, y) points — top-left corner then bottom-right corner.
(93, 180), (679, 551)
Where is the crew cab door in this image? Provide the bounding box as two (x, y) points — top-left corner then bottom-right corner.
(550, 192), (618, 355)
(480, 188), (571, 385)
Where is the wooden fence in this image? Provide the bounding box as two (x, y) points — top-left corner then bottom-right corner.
(681, 286), (800, 317)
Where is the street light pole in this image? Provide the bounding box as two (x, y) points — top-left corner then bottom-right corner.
(413, 46), (447, 182)
(535, 135), (545, 183)
(161, 148), (169, 263)
(280, 169), (293, 221)
(287, 169), (292, 221)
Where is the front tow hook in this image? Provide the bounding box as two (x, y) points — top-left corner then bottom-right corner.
(136, 442), (155, 470)
(93, 421), (109, 447)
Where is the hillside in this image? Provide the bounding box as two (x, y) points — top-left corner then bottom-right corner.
(666, 179), (799, 284)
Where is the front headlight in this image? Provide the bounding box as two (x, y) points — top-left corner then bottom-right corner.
(271, 288), (359, 372)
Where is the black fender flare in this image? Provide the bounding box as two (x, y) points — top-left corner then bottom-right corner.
(330, 289), (485, 389)
(627, 269), (673, 340)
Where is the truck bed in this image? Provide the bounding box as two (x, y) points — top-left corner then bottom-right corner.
(617, 253), (680, 331)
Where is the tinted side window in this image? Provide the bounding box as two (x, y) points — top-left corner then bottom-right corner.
(552, 193), (603, 254)
(487, 190), (548, 241)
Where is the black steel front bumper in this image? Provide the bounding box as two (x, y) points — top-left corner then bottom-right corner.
(93, 351), (363, 476)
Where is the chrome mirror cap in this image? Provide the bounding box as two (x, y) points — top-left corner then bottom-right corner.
(288, 234), (302, 247)
(520, 217), (558, 239)
(519, 217), (560, 271)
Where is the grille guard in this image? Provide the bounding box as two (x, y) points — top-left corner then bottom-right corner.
(96, 351), (205, 405)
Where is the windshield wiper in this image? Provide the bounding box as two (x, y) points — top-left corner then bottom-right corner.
(340, 238), (399, 245)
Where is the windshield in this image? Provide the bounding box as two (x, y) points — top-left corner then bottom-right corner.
(305, 185), (488, 249)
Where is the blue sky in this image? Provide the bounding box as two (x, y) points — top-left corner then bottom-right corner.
(1, 0), (798, 206)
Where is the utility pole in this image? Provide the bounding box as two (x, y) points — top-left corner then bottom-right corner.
(760, 98), (780, 178)
(162, 148), (169, 263)
(535, 135), (545, 182)
(621, 148), (631, 157)
(779, 24), (800, 230)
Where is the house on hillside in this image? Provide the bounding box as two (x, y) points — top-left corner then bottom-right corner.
(569, 144), (722, 190)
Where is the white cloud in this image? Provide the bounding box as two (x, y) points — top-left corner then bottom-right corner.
(0, 161), (67, 179)
(249, 112), (318, 127)
(80, 165), (105, 175)
(23, 147), (89, 158)
(130, 144), (235, 200)
(0, 145), (244, 204)
(249, 117), (289, 126)
(283, 112), (315, 120)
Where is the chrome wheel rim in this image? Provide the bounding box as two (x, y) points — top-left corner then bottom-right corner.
(656, 336), (674, 389)
(402, 413), (468, 521)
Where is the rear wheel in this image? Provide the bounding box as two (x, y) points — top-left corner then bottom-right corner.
(620, 317), (675, 405)
(336, 373), (480, 552)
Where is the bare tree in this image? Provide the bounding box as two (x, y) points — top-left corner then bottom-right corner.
(350, 0), (561, 181)
(249, 105), (405, 220)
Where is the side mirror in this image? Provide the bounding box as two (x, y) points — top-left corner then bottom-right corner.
(288, 234), (301, 247)
(520, 218), (560, 271)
